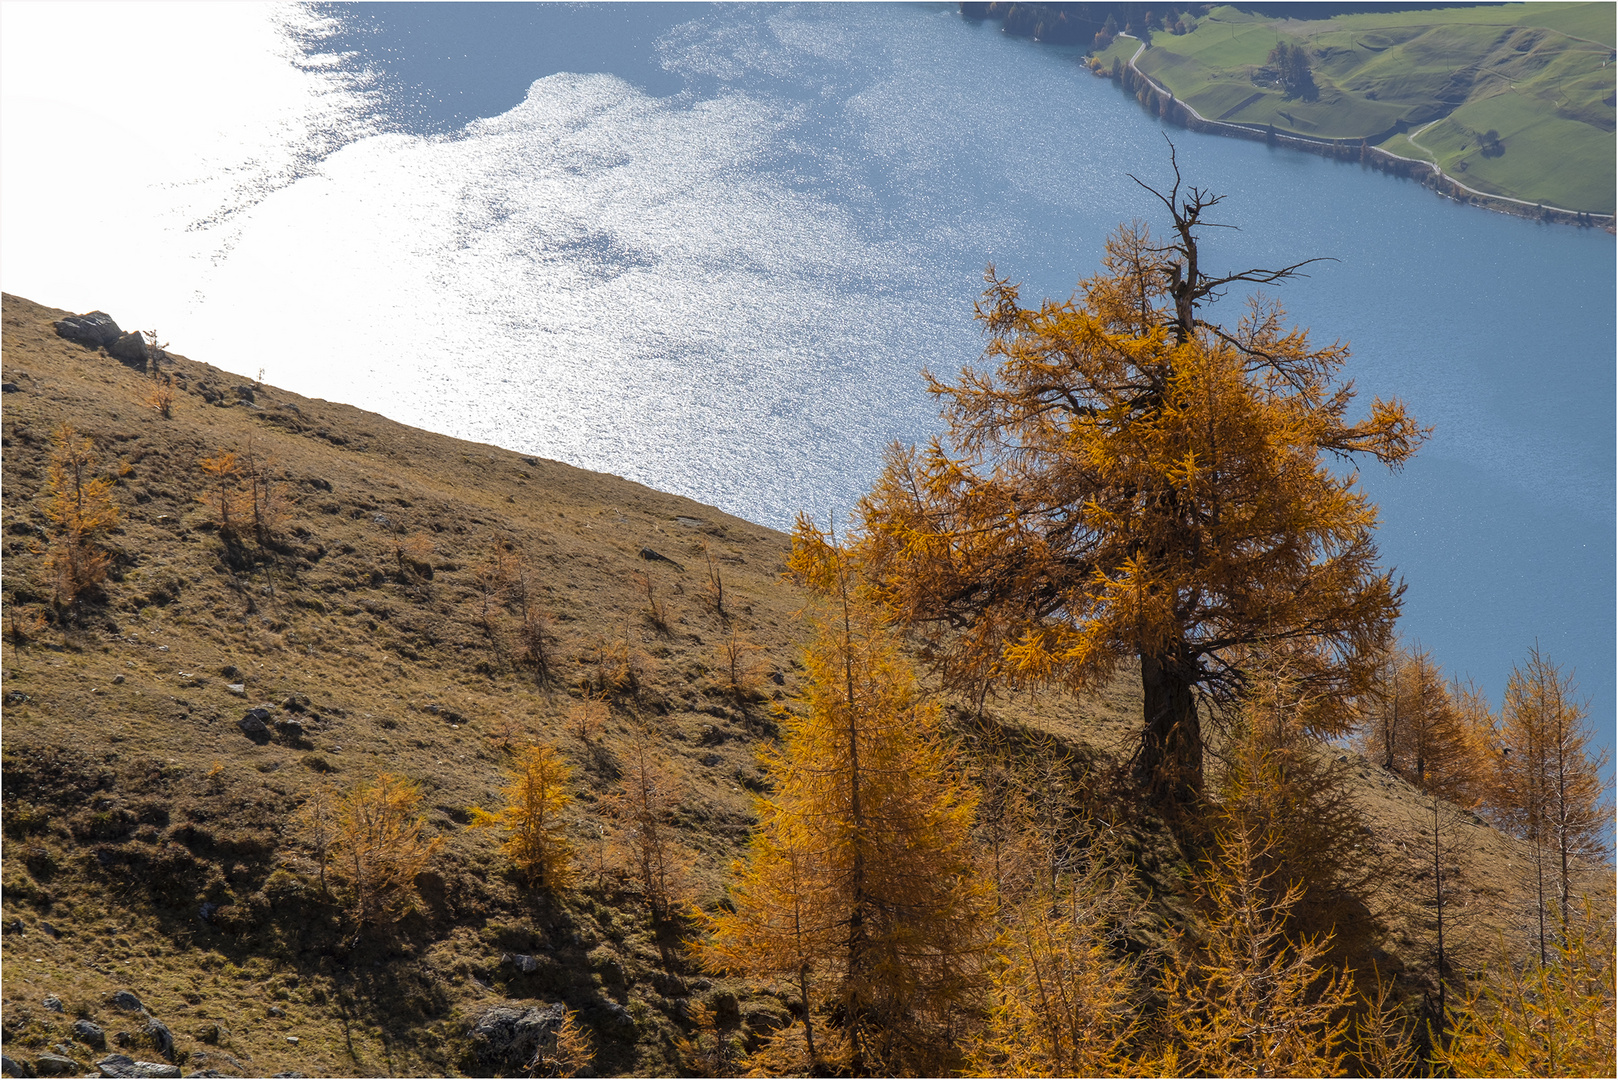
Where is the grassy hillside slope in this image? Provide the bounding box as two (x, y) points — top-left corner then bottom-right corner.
(1094, 3), (1615, 214)
(0, 292), (1578, 1076)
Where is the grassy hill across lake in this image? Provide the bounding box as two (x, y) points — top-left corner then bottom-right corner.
(1093, 2), (1616, 215)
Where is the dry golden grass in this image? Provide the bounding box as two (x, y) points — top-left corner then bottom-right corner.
(0, 292), (810, 1076)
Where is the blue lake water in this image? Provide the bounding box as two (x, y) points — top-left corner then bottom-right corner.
(2, 2), (1612, 751)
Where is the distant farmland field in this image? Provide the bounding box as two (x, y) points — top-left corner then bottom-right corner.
(1093, 2), (1615, 214)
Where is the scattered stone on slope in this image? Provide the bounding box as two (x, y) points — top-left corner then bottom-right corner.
(53, 311), (122, 349)
(141, 1018), (173, 1061)
(108, 992), (145, 1014)
(186, 1050), (243, 1074)
(638, 546), (685, 571)
(237, 708), (272, 744)
(32, 1053), (78, 1077)
(42, 995), (63, 1013)
(501, 952), (541, 974)
(107, 332), (150, 368)
(73, 1020), (107, 1049)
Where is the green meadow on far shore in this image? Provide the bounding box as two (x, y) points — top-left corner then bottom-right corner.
(1091, 3), (1615, 214)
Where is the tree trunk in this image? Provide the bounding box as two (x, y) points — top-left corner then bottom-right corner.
(839, 573), (869, 1075)
(1431, 793), (1449, 1054)
(1140, 651), (1202, 803)
(798, 964), (817, 1071)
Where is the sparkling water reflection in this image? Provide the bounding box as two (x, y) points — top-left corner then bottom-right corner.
(1, 2), (1610, 742)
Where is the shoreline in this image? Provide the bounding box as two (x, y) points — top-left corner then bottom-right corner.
(1103, 35), (1616, 231)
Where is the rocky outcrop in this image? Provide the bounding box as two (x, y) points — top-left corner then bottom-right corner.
(32, 1054), (79, 1077)
(93, 1055), (180, 1079)
(53, 311), (122, 349)
(51, 310), (164, 368)
(465, 1002), (567, 1077)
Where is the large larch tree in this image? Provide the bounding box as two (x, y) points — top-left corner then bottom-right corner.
(856, 158), (1425, 803)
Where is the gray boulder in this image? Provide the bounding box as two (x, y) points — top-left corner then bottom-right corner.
(54, 312), (121, 349)
(94, 1055), (179, 1079)
(74, 1020), (107, 1049)
(31, 1055), (77, 1077)
(500, 952), (541, 974)
(0, 1053), (28, 1077)
(109, 991), (145, 1013)
(107, 332), (150, 368)
(41, 995), (62, 1013)
(466, 1002), (566, 1076)
(141, 1018), (173, 1061)
(237, 708), (272, 744)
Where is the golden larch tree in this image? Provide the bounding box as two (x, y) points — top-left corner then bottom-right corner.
(532, 1008), (597, 1078)
(471, 743), (575, 890)
(701, 521), (992, 1076)
(969, 841), (1146, 1077)
(1356, 645), (1491, 807)
(1151, 823), (1354, 1076)
(43, 422), (121, 605)
(1436, 901), (1616, 1078)
(855, 159), (1424, 802)
(196, 450), (246, 535)
(1349, 971), (1419, 1079)
(603, 731), (691, 921)
(674, 1000), (744, 1078)
(1495, 648), (1612, 961)
(330, 772), (444, 929)
(1215, 657), (1371, 947)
